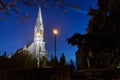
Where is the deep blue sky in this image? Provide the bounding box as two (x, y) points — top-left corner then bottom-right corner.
(0, 0), (97, 63)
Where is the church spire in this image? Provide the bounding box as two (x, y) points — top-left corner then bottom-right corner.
(34, 7), (44, 41)
(23, 7), (48, 66)
(37, 7), (43, 25)
(34, 7), (43, 30)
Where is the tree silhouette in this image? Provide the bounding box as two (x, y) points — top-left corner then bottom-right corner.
(0, 0), (80, 21)
(87, 0), (120, 68)
(47, 55), (59, 66)
(60, 53), (66, 66)
(67, 0), (120, 69)
(67, 33), (91, 70)
(0, 52), (10, 69)
(69, 59), (74, 70)
(10, 49), (37, 69)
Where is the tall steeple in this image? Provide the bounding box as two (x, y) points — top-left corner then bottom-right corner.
(34, 7), (44, 41)
(38, 7), (43, 25)
(33, 7), (47, 59)
(22, 7), (48, 66)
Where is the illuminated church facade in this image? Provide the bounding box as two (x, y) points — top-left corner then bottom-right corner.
(23, 7), (48, 61)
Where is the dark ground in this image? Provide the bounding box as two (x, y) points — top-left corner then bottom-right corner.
(0, 66), (120, 80)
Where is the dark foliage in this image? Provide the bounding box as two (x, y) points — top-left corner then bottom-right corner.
(67, 0), (120, 70)
(60, 53), (66, 66)
(10, 49), (37, 69)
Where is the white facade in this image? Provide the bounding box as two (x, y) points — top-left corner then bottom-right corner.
(24, 7), (48, 59)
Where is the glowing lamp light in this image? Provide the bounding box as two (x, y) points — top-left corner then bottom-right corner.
(53, 29), (58, 35)
(53, 28), (59, 60)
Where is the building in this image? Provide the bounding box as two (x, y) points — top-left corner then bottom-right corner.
(23, 7), (48, 66)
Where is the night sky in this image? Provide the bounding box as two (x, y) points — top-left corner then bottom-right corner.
(0, 0), (97, 63)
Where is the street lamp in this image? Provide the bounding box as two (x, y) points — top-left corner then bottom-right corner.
(53, 28), (58, 59)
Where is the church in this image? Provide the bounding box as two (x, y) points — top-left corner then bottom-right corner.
(16, 7), (48, 66)
(24, 7), (48, 59)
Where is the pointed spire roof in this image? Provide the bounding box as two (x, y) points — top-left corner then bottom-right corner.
(35, 7), (43, 29)
(38, 7), (43, 23)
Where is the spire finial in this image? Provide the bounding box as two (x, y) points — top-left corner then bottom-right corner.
(38, 7), (43, 23)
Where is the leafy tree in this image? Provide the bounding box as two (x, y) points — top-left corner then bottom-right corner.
(67, 33), (91, 70)
(87, 0), (120, 67)
(67, 0), (120, 69)
(10, 49), (37, 69)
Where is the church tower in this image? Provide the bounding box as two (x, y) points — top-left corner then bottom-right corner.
(26, 7), (48, 61)
(34, 7), (47, 59)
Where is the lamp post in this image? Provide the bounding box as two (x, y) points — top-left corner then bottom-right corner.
(53, 28), (58, 80)
(53, 28), (58, 59)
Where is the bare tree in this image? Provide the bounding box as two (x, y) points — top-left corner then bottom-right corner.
(0, 0), (80, 21)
